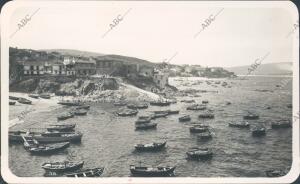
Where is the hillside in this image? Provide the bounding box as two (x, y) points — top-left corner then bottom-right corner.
(226, 62), (293, 76)
(40, 49), (105, 58)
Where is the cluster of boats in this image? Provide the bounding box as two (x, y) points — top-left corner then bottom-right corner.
(9, 94), (52, 106)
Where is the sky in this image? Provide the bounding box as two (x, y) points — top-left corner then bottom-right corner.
(8, 1), (298, 67)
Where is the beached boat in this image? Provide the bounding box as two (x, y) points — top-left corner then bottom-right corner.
(22, 136), (39, 149)
(58, 101), (81, 106)
(9, 131), (83, 143)
(57, 113), (74, 121)
(271, 120), (291, 129)
(228, 122), (250, 128)
(73, 109), (88, 116)
(187, 104), (206, 111)
(27, 142), (70, 155)
(265, 169), (286, 177)
(127, 103), (148, 109)
(9, 96), (20, 100)
(66, 167), (104, 177)
(251, 126), (266, 136)
(149, 101), (171, 106)
(42, 161), (84, 172)
(9, 101), (16, 105)
(76, 105), (90, 110)
(189, 125), (209, 133)
(130, 165), (176, 177)
(197, 131), (212, 140)
(243, 114), (259, 120)
(198, 113), (214, 119)
(135, 141), (166, 152)
(39, 94), (51, 99)
(186, 147), (213, 160)
(18, 98), (32, 105)
(47, 124), (76, 132)
(135, 116), (152, 124)
(179, 115), (191, 122)
(151, 112), (168, 119)
(135, 122), (157, 130)
(29, 94), (39, 99)
(117, 109), (138, 117)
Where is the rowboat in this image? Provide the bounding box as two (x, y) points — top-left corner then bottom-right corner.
(18, 98), (32, 105)
(228, 122), (250, 128)
(66, 167), (104, 177)
(9, 96), (20, 100)
(29, 94), (39, 99)
(116, 109), (138, 117)
(180, 99), (195, 103)
(9, 101), (16, 105)
(57, 113), (74, 121)
(271, 120), (291, 129)
(151, 112), (168, 119)
(76, 105), (90, 110)
(186, 147), (213, 160)
(197, 131), (213, 140)
(130, 165), (176, 177)
(47, 124), (76, 132)
(135, 122), (157, 130)
(134, 141), (166, 152)
(114, 102), (127, 106)
(189, 125), (209, 133)
(42, 161), (84, 172)
(243, 114), (259, 120)
(251, 126), (266, 136)
(73, 109), (88, 116)
(9, 131), (83, 143)
(39, 94), (51, 99)
(202, 100), (209, 104)
(27, 142), (70, 155)
(198, 113), (214, 119)
(127, 103), (148, 109)
(58, 101), (81, 106)
(187, 104), (206, 111)
(149, 101), (171, 106)
(135, 116), (152, 124)
(179, 115), (191, 122)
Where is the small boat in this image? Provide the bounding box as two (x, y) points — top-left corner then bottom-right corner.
(130, 165), (176, 177)
(149, 101), (171, 106)
(57, 113), (74, 121)
(228, 122), (250, 128)
(243, 114), (259, 120)
(151, 112), (168, 119)
(251, 126), (266, 136)
(9, 131), (83, 143)
(134, 141), (166, 152)
(186, 147), (213, 160)
(47, 124), (76, 132)
(29, 94), (39, 99)
(116, 109), (138, 117)
(135, 116), (152, 124)
(198, 113), (214, 119)
(127, 103), (148, 109)
(167, 110), (180, 115)
(66, 167), (104, 177)
(202, 100), (209, 104)
(9, 101), (16, 105)
(190, 125), (209, 133)
(76, 105), (90, 110)
(180, 99), (195, 103)
(265, 169), (286, 177)
(271, 120), (291, 129)
(58, 101), (81, 106)
(187, 104), (206, 111)
(9, 96), (20, 100)
(39, 94), (51, 99)
(73, 109), (88, 116)
(27, 142), (70, 155)
(114, 102), (127, 106)
(18, 98), (32, 105)
(135, 122), (157, 130)
(42, 161), (84, 172)
(179, 115), (191, 122)
(197, 131), (212, 140)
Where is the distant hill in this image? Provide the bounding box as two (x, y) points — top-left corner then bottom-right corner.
(226, 62), (293, 76)
(40, 49), (105, 58)
(94, 54), (155, 66)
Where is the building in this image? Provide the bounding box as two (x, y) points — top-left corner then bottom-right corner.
(75, 59), (96, 76)
(95, 59), (124, 75)
(138, 65), (154, 78)
(23, 61), (45, 75)
(153, 70), (169, 89)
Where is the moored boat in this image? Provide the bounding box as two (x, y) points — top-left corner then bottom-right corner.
(265, 169), (286, 177)
(39, 94), (51, 99)
(251, 126), (266, 136)
(29, 94), (39, 99)
(135, 116), (152, 124)
(180, 99), (195, 103)
(186, 147), (213, 160)
(42, 161), (84, 172)
(66, 167), (104, 177)
(271, 120), (291, 129)
(73, 109), (88, 116)
(151, 112), (168, 119)
(27, 142), (70, 155)
(9, 101), (16, 105)
(187, 104), (206, 111)
(127, 103), (148, 109)
(57, 112), (74, 121)
(47, 124), (76, 132)
(58, 101), (81, 106)
(179, 115), (191, 122)
(135, 122), (157, 130)
(149, 100), (171, 106)
(76, 105), (90, 110)
(9, 96), (20, 100)
(116, 109), (138, 117)
(198, 113), (214, 119)
(18, 98), (32, 105)
(228, 122), (250, 128)
(197, 131), (213, 140)
(114, 102), (127, 106)
(243, 114), (259, 120)
(130, 165), (176, 177)
(134, 141), (166, 152)
(202, 100), (209, 104)
(189, 125), (210, 133)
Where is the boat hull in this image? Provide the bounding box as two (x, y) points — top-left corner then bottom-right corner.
(42, 161), (84, 172)
(9, 134), (82, 143)
(130, 166), (176, 177)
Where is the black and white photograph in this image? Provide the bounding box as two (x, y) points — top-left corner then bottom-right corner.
(1, 1), (299, 183)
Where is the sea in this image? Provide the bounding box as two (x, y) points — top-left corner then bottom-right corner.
(9, 76), (293, 177)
